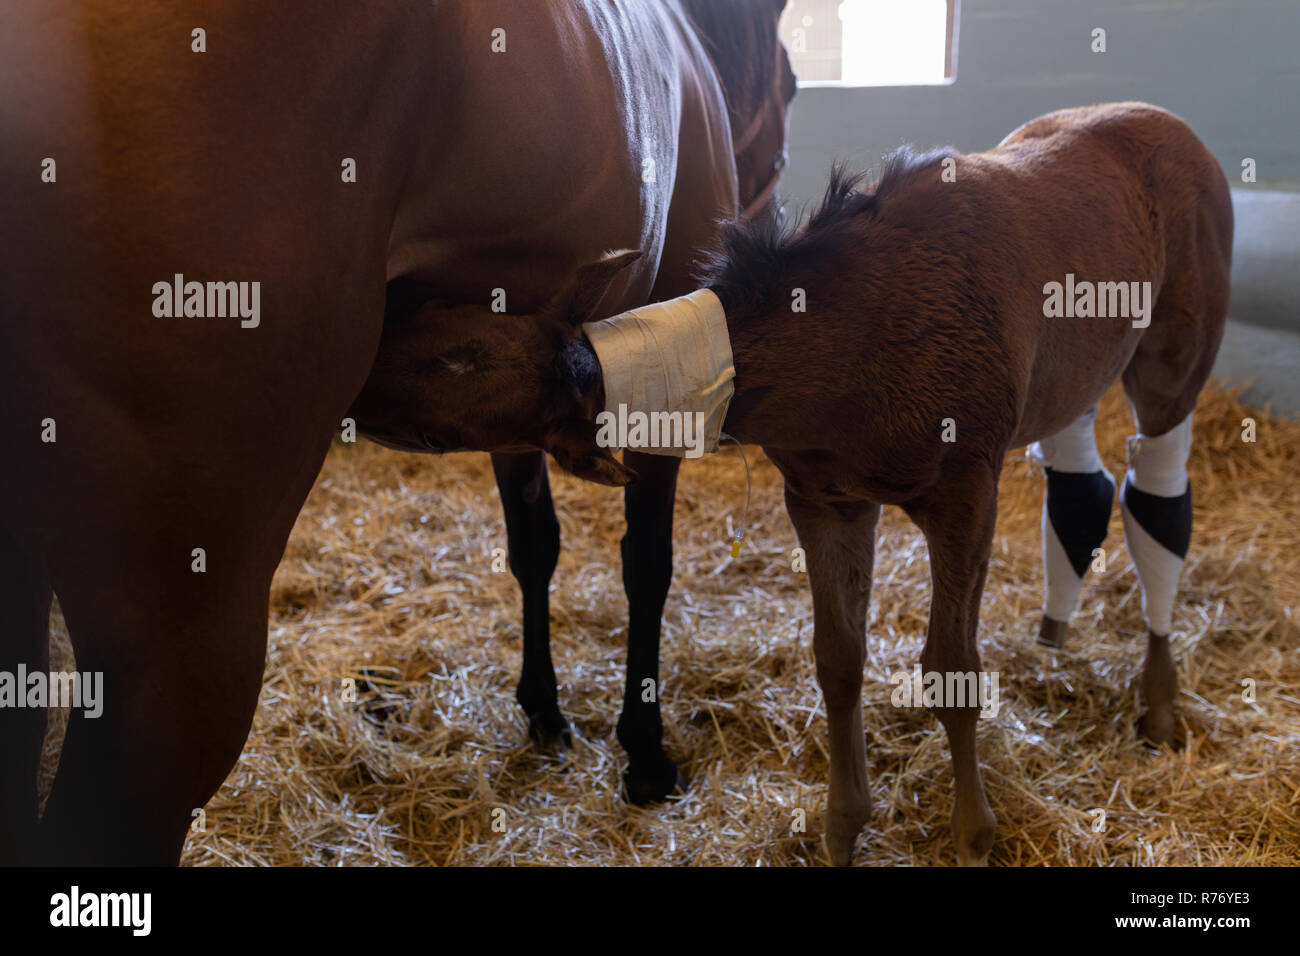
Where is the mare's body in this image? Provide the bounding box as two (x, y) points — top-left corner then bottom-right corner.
(0, 0), (789, 863)
(478, 0), (793, 802)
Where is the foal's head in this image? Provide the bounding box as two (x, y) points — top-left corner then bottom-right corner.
(350, 251), (642, 487)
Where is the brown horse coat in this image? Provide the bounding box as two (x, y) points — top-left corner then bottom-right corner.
(406, 102), (1233, 864)
(709, 101), (1233, 864)
(0, 0), (784, 863)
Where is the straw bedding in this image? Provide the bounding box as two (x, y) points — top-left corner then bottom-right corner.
(42, 381), (1300, 864)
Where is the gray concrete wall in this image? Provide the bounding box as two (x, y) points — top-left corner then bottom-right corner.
(784, 0), (1300, 205)
(1212, 319), (1300, 415)
(1229, 189), (1300, 334)
(779, 0), (1300, 411)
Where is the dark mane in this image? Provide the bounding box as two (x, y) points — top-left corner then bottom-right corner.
(699, 145), (958, 311)
(679, 0), (780, 122)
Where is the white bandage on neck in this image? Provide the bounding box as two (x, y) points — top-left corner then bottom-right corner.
(583, 288), (735, 459)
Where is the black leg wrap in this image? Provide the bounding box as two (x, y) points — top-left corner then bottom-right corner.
(1045, 467), (1115, 577)
(1121, 476), (1192, 559)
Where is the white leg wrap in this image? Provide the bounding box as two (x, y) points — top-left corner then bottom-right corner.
(1031, 407), (1115, 623)
(1028, 407), (1104, 474)
(1120, 413), (1194, 636)
(1125, 413), (1193, 498)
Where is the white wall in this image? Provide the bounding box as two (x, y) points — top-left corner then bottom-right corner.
(777, 0), (1300, 410)
(783, 0), (1300, 207)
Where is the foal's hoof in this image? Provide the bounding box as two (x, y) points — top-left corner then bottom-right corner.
(1138, 709), (1179, 749)
(1139, 631), (1180, 749)
(526, 710), (573, 751)
(824, 830), (859, 867)
(622, 759), (687, 805)
(952, 802), (997, 867)
(1036, 616), (1070, 649)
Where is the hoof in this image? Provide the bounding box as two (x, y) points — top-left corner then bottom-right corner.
(526, 710), (573, 751)
(1139, 631), (1179, 749)
(1138, 709), (1178, 749)
(824, 799), (870, 866)
(824, 830), (859, 867)
(952, 803), (996, 867)
(1036, 616), (1070, 649)
(622, 759), (687, 805)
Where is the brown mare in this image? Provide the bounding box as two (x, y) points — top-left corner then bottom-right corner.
(472, 0), (794, 804)
(0, 0), (791, 864)
(380, 103), (1233, 864)
(361, 0), (794, 804)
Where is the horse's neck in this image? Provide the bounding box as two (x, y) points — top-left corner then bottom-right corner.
(721, 296), (825, 447)
(678, 0), (766, 129)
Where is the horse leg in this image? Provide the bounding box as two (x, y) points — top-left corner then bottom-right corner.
(1118, 242), (1225, 746)
(1028, 405), (1115, 648)
(606, 52), (736, 800)
(38, 558), (271, 864)
(491, 451), (570, 749)
(906, 464), (1000, 866)
(783, 488), (879, 866)
(0, 529), (51, 864)
(1117, 411), (1193, 747)
(32, 398), (340, 865)
(617, 451), (686, 803)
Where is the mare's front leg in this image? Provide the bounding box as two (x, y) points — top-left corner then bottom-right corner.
(904, 462), (1001, 866)
(0, 529), (51, 864)
(36, 419), (337, 864)
(783, 486), (880, 866)
(491, 451), (570, 749)
(617, 451), (686, 803)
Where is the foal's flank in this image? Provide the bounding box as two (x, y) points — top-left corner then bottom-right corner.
(423, 102), (1233, 866)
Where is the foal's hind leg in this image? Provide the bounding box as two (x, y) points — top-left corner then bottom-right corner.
(905, 463), (1000, 866)
(1028, 405), (1116, 648)
(1117, 193), (1229, 746)
(782, 487), (880, 866)
(0, 529), (51, 864)
(491, 451), (571, 749)
(1118, 412), (1194, 747)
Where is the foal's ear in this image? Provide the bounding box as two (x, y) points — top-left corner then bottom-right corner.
(546, 249), (643, 328)
(547, 420), (638, 487)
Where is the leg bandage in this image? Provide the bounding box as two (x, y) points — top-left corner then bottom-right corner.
(1120, 413), (1194, 636)
(1029, 406), (1115, 623)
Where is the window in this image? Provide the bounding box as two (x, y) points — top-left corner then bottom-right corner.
(778, 0), (958, 86)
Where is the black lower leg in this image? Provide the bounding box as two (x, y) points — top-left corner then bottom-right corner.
(492, 452), (568, 748)
(617, 452), (684, 803)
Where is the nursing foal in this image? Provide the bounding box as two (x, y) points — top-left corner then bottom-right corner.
(359, 103), (1233, 864)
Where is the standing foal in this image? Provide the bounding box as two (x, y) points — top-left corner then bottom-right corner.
(359, 103), (1233, 864)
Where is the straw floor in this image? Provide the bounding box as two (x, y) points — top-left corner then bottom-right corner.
(45, 382), (1300, 865)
